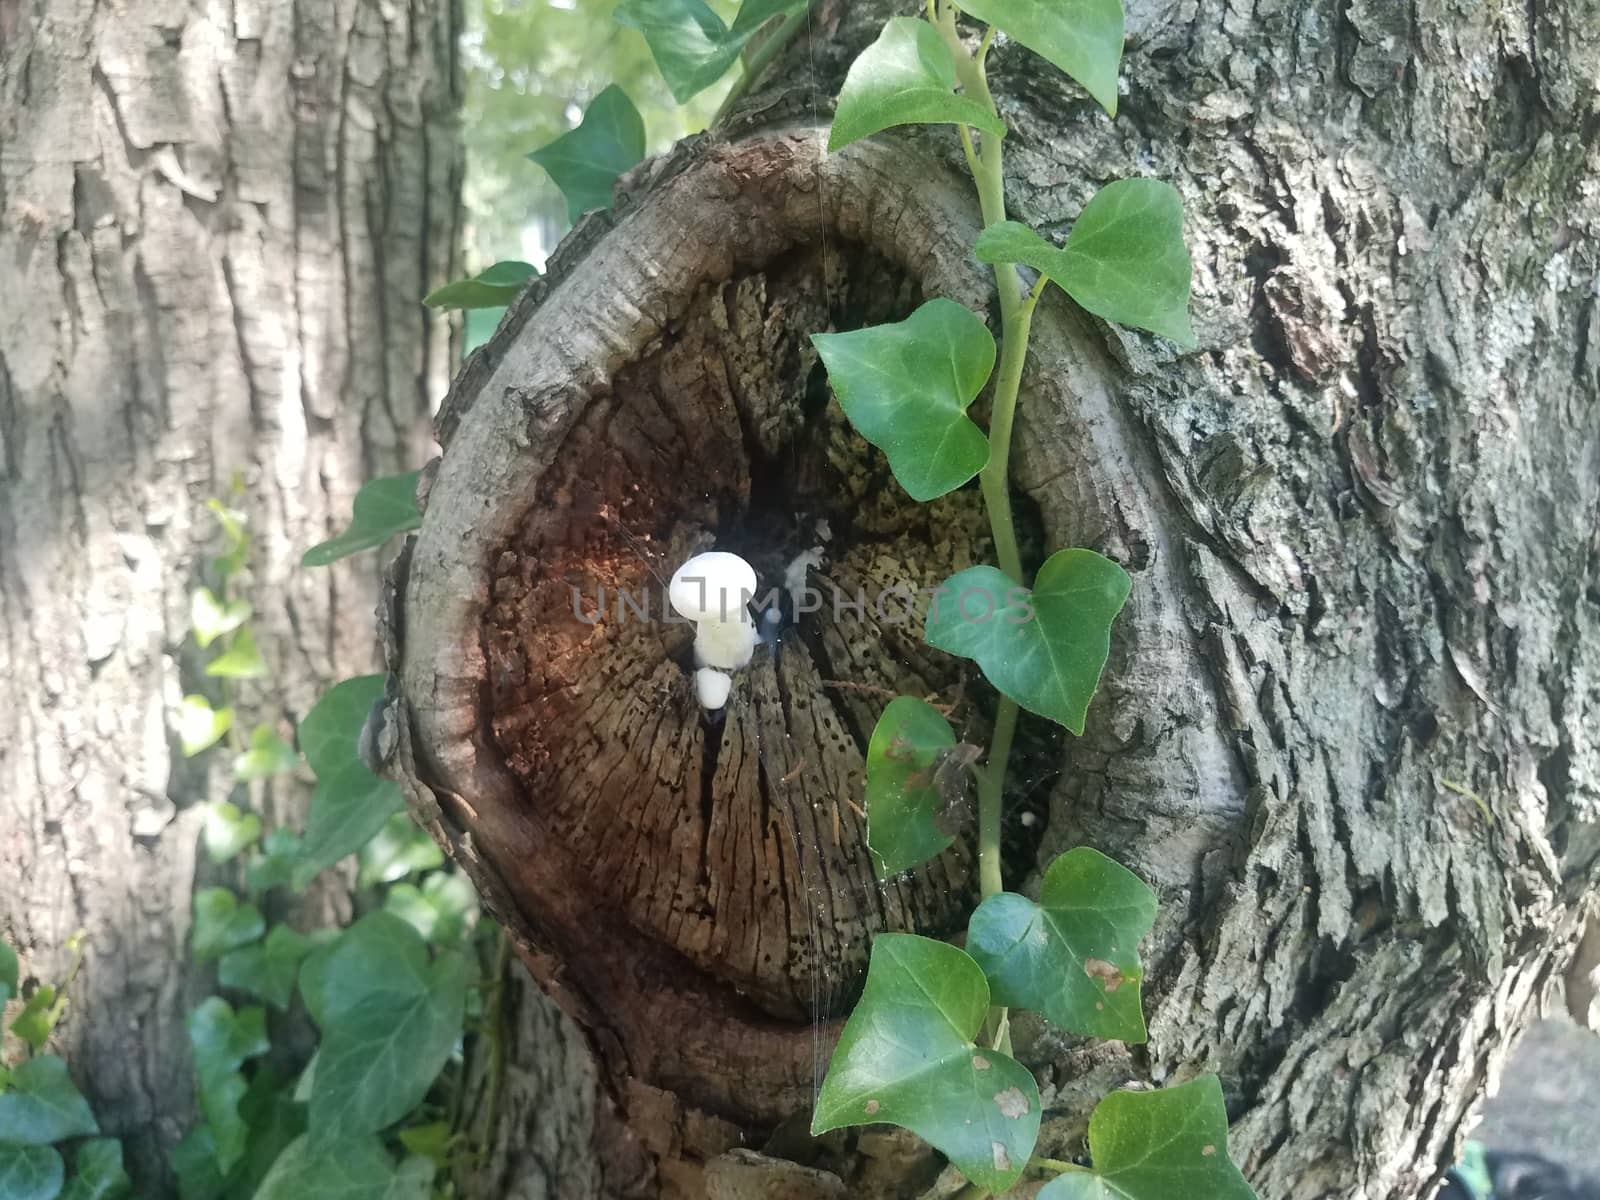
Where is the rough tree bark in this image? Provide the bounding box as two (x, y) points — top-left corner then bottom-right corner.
(0, 0), (459, 1184)
(382, 0), (1600, 1196)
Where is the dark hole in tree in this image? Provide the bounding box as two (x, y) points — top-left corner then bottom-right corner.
(479, 237), (1055, 1022)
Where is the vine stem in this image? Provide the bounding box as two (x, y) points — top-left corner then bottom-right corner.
(1031, 1157), (1092, 1175)
(938, 9), (1036, 911)
(712, 3), (815, 127)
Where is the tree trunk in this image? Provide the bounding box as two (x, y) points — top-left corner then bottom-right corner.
(0, 0), (459, 1184)
(383, 0), (1600, 1196)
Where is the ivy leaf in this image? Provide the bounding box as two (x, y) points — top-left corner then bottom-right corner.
(192, 889), (266, 963)
(306, 914), (470, 1148)
(204, 628), (268, 680)
(955, 0), (1123, 116)
(812, 934), (1040, 1192)
(203, 802), (262, 864)
(293, 676), (403, 888)
(0, 1055), (99, 1144)
(967, 848), (1156, 1042)
(8, 987), (59, 1052)
(253, 1135), (433, 1200)
(205, 499), (250, 583)
(1, 938), (16, 1007)
(229, 1074), (309, 1200)
(168, 1126), (224, 1200)
(974, 180), (1194, 346)
(1036, 1077), (1259, 1200)
(186, 999), (270, 1176)
(730, 0), (808, 37)
(864, 697), (962, 877)
(297, 915), (442, 1030)
(829, 17), (1006, 151)
(177, 696), (234, 757)
(190, 588), (252, 650)
(0, 1145), (63, 1200)
(219, 925), (316, 1011)
(301, 473), (422, 568)
(527, 84), (646, 222)
(356, 814), (444, 888)
(247, 829), (303, 895)
(233, 725), (298, 782)
(59, 1140), (131, 1200)
(812, 299), (994, 501)
(422, 261), (537, 311)
(615, 0), (741, 103)
(924, 549), (1131, 734)
(383, 874), (478, 946)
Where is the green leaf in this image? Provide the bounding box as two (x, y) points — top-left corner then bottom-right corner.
(0, 1144), (63, 1200)
(59, 1140), (130, 1200)
(253, 1135), (433, 1200)
(864, 697), (962, 877)
(812, 933), (1040, 1192)
(8, 987), (59, 1052)
(297, 914), (433, 1033)
(203, 802), (261, 865)
(422, 261), (537, 311)
(383, 874), (478, 946)
(924, 549), (1131, 734)
(205, 499), (250, 582)
(307, 914), (469, 1148)
(301, 473), (422, 568)
(0, 1056), (99, 1144)
(246, 829), (303, 895)
(229, 1074), (309, 1200)
(615, 0), (741, 103)
(168, 1127), (223, 1200)
(1036, 1077), (1258, 1200)
(955, 0), (1123, 116)
(191, 889), (265, 963)
(974, 180), (1194, 346)
(394, 1122), (451, 1163)
(527, 84), (646, 223)
(203, 628), (267, 680)
(190, 589), (251, 650)
(186, 999), (270, 1176)
(293, 676), (403, 887)
(811, 299), (994, 501)
(219, 925), (315, 1011)
(356, 814), (444, 888)
(967, 847), (1156, 1042)
(233, 726), (298, 782)
(1, 939), (16, 1007)
(730, 0), (808, 37)
(829, 17), (1005, 151)
(177, 696), (234, 758)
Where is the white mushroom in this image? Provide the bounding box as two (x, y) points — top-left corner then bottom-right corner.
(694, 667), (733, 711)
(670, 551), (759, 691)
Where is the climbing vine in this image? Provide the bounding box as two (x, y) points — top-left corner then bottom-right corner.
(798, 3), (1257, 1196)
(162, 494), (485, 1200)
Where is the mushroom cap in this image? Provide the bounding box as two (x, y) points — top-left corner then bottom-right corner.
(694, 667), (733, 710)
(669, 551), (758, 623)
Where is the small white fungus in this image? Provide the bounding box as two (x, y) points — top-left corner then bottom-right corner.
(671, 551), (760, 704)
(695, 667), (733, 710)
